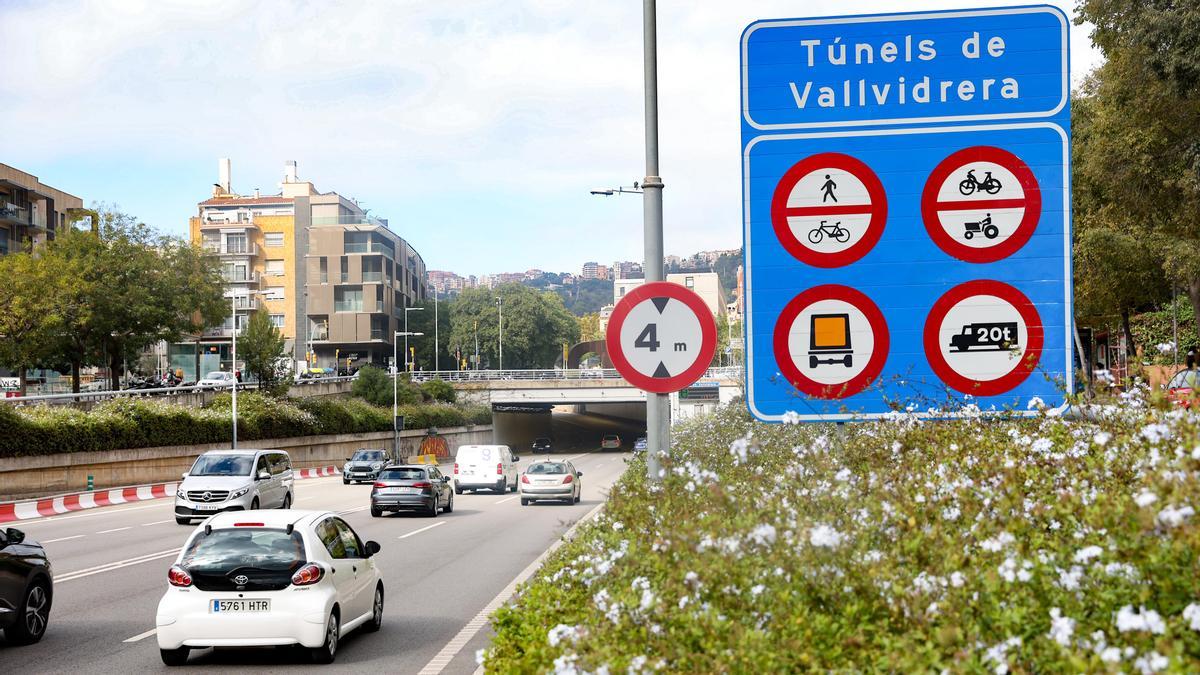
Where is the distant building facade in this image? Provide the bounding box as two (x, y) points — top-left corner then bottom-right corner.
(0, 163), (83, 255)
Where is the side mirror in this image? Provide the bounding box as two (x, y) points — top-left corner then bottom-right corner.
(365, 540), (381, 556)
(576, 471), (583, 477)
(512, 455), (520, 462)
(5, 528), (25, 545)
(442, 476), (451, 483)
(181, 472), (189, 479)
(257, 470), (271, 481)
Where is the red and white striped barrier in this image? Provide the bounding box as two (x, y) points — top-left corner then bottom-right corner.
(0, 465), (341, 524)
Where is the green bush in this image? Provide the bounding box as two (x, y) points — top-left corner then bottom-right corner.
(420, 379), (457, 404)
(351, 365), (422, 406)
(484, 400), (1200, 673)
(0, 393), (491, 458)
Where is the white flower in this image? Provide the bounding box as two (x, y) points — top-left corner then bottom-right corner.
(748, 523), (777, 547)
(1073, 545), (1103, 564)
(942, 506), (961, 521)
(1134, 652), (1169, 674)
(1099, 647), (1122, 663)
(1156, 504), (1194, 528)
(612, 521), (625, 531)
(548, 624), (579, 647)
(476, 648), (488, 665)
(750, 584), (766, 597)
(1156, 342), (1174, 354)
(781, 410), (802, 425)
(1056, 566), (1084, 591)
(1027, 396), (1045, 410)
(950, 571), (965, 588)
(1182, 603), (1200, 631)
(1093, 431), (1112, 446)
(809, 524), (843, 548)
(1134, 491), (1158, 507)
(980, 532), (1015, 552)
(1116, 606), (1166, 634)
(1048, 608), (1075, 647)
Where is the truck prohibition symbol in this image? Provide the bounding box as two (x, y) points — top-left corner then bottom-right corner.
(949, 322), (1019, 352)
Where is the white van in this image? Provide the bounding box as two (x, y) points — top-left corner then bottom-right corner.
(452, 445), (519, 494)
(174, 449), (294, 524)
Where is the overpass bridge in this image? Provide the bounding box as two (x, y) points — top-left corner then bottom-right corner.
(412, 367), (744, 406)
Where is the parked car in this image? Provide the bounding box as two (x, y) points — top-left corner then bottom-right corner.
(0, 527), (53, 645)
(1166, 369), (1199, 407)
(155, 510), (383, 665)
(370, 465), (453, 517)
(600, 434), (621, 450)
(520, 461), (582, 505)
(196, 371), (236, 388)
(634, 437), (648, 452)
(452, 445), (519, 494)
(531, 437), (553, 454)
(174, 449), (294, 525)
(343, 448), (391, 484)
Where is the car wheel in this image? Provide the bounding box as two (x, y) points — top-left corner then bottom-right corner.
(343, 478), (350, 485)
(454, 485), (463, 495)
(427, 498), (439, 518)
(370, 506), (382, 518)
(250, 497), (260, 511)
(281, 492), (292, 509)
(495, 478), (506, 495)
(364, 584), (384, 633)
(444, 493), (454, 513)
(508, 480), (517, 493)
(175, 516), (191, 525)
(521, 498), (530, 506)
(310, 610), (339, 664)
(160, 647), (190, 666)
(574, 487), (581, 504)
(7, 579), (50, 645)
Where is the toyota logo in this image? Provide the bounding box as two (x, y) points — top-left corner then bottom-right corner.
(202, 491), (212, 502)
(232, 575), (249, 585)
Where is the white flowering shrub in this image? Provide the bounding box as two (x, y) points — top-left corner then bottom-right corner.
(486, 398), (1200, 672)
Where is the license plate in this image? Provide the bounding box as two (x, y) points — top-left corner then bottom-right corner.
(393, 487), (419, 494)
(195, 504), (221, 511)
(210, 599), (270, 613)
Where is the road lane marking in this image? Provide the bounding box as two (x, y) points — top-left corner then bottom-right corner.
(57, 547), (181, 583)
(97, 527), (131, 534)
(418, 501), (605, 675)
(141, 519), (176, 526)
(494, 496), (519, 505)
(398, 522), (446, 539)
(123, 628), (157, 643)
(42, 535), (86, 544)
(20, 501), (169, 525)
(337, 505), (370, 515)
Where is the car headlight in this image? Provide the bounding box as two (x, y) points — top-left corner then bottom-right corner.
(372, 462), (383, 469)
(228, 486), (250, 500)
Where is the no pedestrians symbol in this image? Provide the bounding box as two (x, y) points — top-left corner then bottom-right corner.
(606, 282), (717, 394)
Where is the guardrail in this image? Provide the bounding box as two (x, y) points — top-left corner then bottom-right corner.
(2, 368), (744, 405)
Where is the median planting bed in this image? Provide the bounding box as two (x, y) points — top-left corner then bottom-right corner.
(0, 392), (491, 458)
(484, 394), (1200, 672)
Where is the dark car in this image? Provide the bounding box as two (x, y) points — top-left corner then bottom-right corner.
(531, 437), (553, 453)
(370, 465), (454, 517)
(343, 448), (391, 484)
(0, 527), (53, 645)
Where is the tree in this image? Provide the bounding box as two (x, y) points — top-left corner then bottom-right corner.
(1079, 0), (1200, 95)
(1074, 227), (1168, 356)
(240, 310), (288, 393)
(448, 284), (580, 369)
(0, 252), (72, 394)
(578, 313), (602, 342)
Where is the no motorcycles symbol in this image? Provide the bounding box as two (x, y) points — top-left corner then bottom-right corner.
(770, 152), (887, 268)
(921, 145), (1042, 263)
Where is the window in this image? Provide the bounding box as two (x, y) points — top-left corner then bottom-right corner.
(255, 454), (270, 477)
(685, 276), (695, 289)
(340, 257), (348, 283)
(370, 315), (387, 340)
(309, 316), (328, 340)
(319, 257), (328, 283)
(335, 286), (363, 312)
(225, 233), (248, 254)
(263, 287), (285, 301)
(0, 228), (7, 255)
(265, 259), (284, 276)
(619, 287), (625, 297)
(270, 453), (290, 475)
(316, 518), (347, 559)
(344, 232), (369, 254)
(269, 314), (285, 328)
(333, 518), (363, 558)
(264, 232), (284, 247)
(362, 256), (382, 283)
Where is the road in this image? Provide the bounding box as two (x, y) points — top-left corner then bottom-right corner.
(0, 413), (641, 673)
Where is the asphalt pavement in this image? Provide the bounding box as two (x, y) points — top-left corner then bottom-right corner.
(0, 412), (640, 674)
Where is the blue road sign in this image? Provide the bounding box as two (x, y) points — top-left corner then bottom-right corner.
(741, 6), (1071, 422)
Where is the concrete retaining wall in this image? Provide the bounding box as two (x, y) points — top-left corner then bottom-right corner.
(0, 425), (493, 500)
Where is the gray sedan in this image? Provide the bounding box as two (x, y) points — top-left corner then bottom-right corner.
(519, 461), (582, 505)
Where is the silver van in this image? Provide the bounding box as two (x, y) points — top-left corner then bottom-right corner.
(174, 449), (294, 525)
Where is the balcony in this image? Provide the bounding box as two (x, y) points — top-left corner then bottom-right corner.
(362, 272), (383, 283)
(309, 325), (329, 341)
(205, 242), (259, 257)
(222, 271), (260, 284)
(204, 326), (234, 338)
(0, 204), (31, 227)
(199, 216), (260, 230)
(229, 296), (260, 311)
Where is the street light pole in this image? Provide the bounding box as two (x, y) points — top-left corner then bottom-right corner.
(642, 0), (668, 483)
(232, 293), (238, 449)
(474, 321), (479, 371)
(496, 295), (504, 371)
(393, 329), (425, 456)
(434, 292), (439, 372)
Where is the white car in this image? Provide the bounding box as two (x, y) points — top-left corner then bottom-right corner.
(197, 371), (236, 388)
(156, 510), (383, 666)
(174, 449), (294, 525)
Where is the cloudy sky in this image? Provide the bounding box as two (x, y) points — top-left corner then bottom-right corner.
(1, 0), (1100, 276)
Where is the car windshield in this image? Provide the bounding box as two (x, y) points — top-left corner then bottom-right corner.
(203, 372), (229, 380)
(534, 438), (550, 444)
(528, 463), (567, 475)
(1169, 369), (1199, 389)
(182, 528), (305, 572)
(378, 468), (426, 480)
(190, 454), (254, 476)
(352, 450), (385, 461)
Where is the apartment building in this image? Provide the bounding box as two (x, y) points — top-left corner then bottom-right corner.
(0, 163), (83, 255)
(603, 272), (727, 333)
(172, 159), (427, 379)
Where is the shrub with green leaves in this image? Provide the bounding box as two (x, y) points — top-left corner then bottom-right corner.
(351, 365), (423, 406)
(484, 396), (1200, 673)
(421, 378), (457, 404)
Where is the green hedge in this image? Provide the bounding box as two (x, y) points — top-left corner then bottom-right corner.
(484, 401), (1200, 672)
(0, 393), (492, 458)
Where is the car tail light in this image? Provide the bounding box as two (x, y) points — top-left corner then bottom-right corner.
(453, 463), (459, 475)
(497, 462), (504, 475)
(521, 474), (530, 484)
(562, 474), (574, 484)
(373, 482), (386, 488)
(234, 522), (264, 527)
(168, 565), (192, 587)
(291, 563), (324, 586)
(411, 481), (432, 490)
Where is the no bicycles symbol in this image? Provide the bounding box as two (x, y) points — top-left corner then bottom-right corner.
(921, 146), (1042, 263)
(770, 152), (887, 268)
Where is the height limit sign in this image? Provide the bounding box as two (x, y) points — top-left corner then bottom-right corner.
(607, 282), (717, 394)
